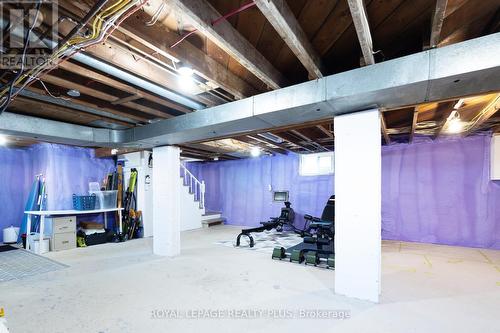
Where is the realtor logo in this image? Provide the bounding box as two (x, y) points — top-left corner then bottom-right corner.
(0, 0), (59, 69)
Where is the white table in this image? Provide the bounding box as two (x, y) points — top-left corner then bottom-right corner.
(24, 208), (123, 254)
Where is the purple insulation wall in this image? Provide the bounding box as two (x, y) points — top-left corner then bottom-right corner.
(0, 143), (114, 242)
(0, 147), (34, 243)
(187, 154), (334, 230)
(382, 134), (500, 249)
(189, 134), (500, 249)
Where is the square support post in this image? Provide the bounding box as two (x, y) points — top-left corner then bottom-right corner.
(334, 109), (381, 302)
(152, 146), (181, 256)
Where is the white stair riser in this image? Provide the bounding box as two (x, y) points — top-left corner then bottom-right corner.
(179, 178), (204, 231)
(201, 213), (221, 221)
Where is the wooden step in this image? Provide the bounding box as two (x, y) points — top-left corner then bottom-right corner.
(202, 211), (222, 220)
(202, 217), (225, 228)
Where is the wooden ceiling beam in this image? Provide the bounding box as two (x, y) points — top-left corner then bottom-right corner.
(409, 107), (419, 143)
(236, 136), (288, 155)
(246, 135), (296, 153)
(465, 94), (500, 136)
(189, 119), (333, 144)
(10, 97), (134, 128)
(316, 125), (333, 138)
(41, 74), (172, 119)
(58, 61), (188, 114)
(347, 0), (375, 66)
(380, 112), (391, 145)
(289, 129), (329, 152)
(116, 13), (258, 99)
(57, 1), (202, 112)
(179, 145), (239, 160)
(111, 94), (142, 105)
(254, 0), (326, 79)
(429, 0), (448, 48)
(272, 132), (314, 152)
(434, 100), (459, 138)
(163, 0), (287, 89)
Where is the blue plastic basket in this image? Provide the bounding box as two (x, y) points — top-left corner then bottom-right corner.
(72, 194), (96, 210)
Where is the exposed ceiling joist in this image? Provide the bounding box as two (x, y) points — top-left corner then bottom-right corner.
(2, 34), (499, 147)
(409, 107), (419, 143)
(430, 0), (448, 48)
(254, 0), (325, 79)
(274, 131), (313, 152)
(235, 135), (287, 155)
(41, 74), (173, 119)
(465, 94), (500, 136)
(380, 112), (391, 145)
(179, 144), (240, 160)
(316, 125), (333, 138)
(111, 94), (143, 105)
(347, 0), (375, 66)
(116, 14), (258, 99)
(434, 100), (458, 138)
(58, 61), (187, 114)
(17, 89), (136, 127)
(82, 41), (199, 111)
(246, 135), (295, 153)
(163, 0), (287, 89)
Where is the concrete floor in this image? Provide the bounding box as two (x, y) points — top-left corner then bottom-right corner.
(1, 225), (499, 333)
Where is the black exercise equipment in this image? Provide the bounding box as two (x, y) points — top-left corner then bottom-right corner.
(236, 201), (295, 248)
(272, 195), (335, 269)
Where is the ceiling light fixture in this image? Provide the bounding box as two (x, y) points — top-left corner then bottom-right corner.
(67, 89), (80, 97)
(0, 135), (7, 145)
(447, 110), (464, 134)
(177, 66), (195, 92)
(250, 146), (261, 157)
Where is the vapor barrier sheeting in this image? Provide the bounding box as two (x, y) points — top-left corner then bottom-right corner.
(189, 134), (500, 249)
(0, 144), (114, 242)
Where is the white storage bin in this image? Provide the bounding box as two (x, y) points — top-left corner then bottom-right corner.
(28, 233), (50, 254)
(89, 190), (118, 209)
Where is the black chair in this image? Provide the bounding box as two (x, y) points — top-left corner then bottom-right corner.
(303, 195), (335, 244)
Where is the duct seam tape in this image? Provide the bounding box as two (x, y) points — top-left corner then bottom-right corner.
(3, 226), (20, 244)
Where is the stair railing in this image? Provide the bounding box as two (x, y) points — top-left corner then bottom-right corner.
(180, 163), (205, 209)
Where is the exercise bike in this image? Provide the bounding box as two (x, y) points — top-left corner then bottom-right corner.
(235, 201), (295, 248)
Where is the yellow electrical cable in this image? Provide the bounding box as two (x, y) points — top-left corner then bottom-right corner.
(70, 0), (130, 45)
(0, 0), (134, 99)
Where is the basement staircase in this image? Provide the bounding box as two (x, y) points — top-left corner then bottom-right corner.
(179, 164), (225, 230)
(201, 211), (226, 228)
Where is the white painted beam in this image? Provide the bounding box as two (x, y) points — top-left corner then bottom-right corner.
(152, 146), (181, 256)
(164, 0), (286, 89)
(254, 0), (325, 78)
(347, 0), (375, 65)
(334, 109), (381, 302)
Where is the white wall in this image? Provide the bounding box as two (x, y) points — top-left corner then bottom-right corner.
(152, 146), (181, 256)
(334, 109), (381, 302)
(179, 177), (205, 231)
(120, 151), (153, 237)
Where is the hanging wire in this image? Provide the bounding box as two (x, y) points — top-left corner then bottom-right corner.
(145, 1), (166, 26)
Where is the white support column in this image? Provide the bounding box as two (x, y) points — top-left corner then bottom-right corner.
(152, 146), (181, 256)
(334, 109), (381, 302)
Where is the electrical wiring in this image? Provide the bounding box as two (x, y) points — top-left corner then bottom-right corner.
(0, 0), (42, 114)
(145, 1), (166, 26)
(170, 0), (256, 48)
(0, 0), (148, 109)
(38, 79), (71, 101)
